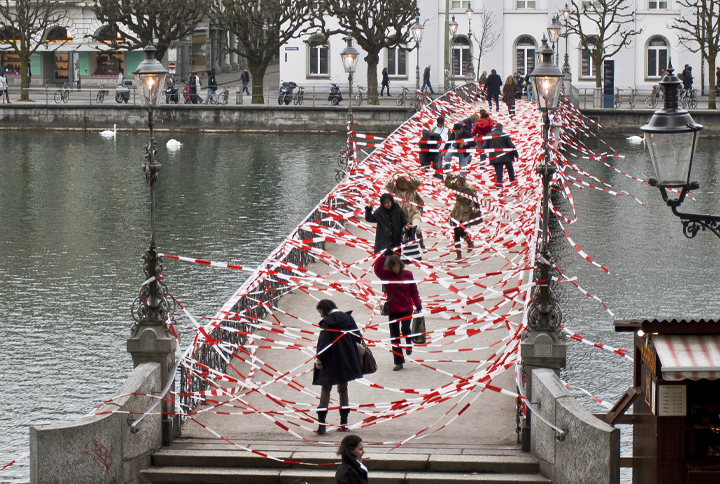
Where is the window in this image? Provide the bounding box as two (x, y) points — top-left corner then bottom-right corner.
(517, 0), (536, 8)
(515, 36), (536, 76)
(91, 52), (125, 76)
(46, 26), (71, 42)
(647, 37), (668, 78)
(452, 0), (471, 8)
(387, 46), (407, 77)
(451, 36), (471, 77)
(95, 25), (127, 44)
(581, 39), (598, 78)
(582, 1), (601, 8)
(307, 34), (329, 76)
(648, 0), (667, 8)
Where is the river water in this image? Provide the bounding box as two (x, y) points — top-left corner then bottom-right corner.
(1, 129), (719, 482)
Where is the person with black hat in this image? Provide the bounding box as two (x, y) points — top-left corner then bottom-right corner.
(447, 122), (473, 176)
(364, 193), (409, 255)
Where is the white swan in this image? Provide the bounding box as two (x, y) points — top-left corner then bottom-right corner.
(99, 124), (117, 138)
(626, 135), (644, 144)
(166, 139), (182, 150)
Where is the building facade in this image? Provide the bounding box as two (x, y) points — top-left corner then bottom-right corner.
(281, 0), (704, 97)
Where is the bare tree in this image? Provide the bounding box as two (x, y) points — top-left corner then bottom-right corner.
(0, 0), (66, 101)
(93, 0), (210, 61)
(211, 0), (313, 105)
(319, 0), (418, 105)
(472, 9), (501, 82)
(670, 0), (720, 108)
(566, 0), (642, 88)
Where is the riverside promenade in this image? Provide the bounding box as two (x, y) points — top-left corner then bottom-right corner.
(142, 91), (553, 482)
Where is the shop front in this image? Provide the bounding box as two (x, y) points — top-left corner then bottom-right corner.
(615, 319), (720, 484)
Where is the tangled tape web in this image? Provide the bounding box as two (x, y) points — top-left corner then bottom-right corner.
(2, 88), (639, 472)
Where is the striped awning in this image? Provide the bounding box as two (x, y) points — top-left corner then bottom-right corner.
(652, 334), (720, 381)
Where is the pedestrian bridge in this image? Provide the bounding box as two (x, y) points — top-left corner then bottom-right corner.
(26, 84), (627, 484)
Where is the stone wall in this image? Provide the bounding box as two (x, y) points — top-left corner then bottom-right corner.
(0, 104), (412, 134)
(530, 368), (620, 484)
(30, 362), (163, 484)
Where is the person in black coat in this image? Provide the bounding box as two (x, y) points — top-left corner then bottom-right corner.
(365, 193), (408, 254)
(482, 122), (518, 190)
(335, 434), (368, 484)
(313, 299), (363, 434)
(446, 123), (473, 176)
(380, 67), (390, 96)
(484, 69), (503, 112)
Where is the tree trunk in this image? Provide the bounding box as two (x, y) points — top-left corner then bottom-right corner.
(594, 57), (603, 88)
(365, 51), (380, 105)
(248, 62), (268, 105)
(19, 53), (29, 102)
(708, 57), (717, 110)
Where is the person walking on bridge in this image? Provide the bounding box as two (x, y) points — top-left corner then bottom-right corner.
(313, 299), (363, 434)
(373, 254), (422, 371)
(502, 76), (518, 118)
(484, 69), (503, 112)
(365, 193), (408, 255)
(422, 65), (434, 94)
(384, 172), (426, 253)
(444, 174), (479, 259)
(482, 122), (518, 190)
(336, 435), (368, 484)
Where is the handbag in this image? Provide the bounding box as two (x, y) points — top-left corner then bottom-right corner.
(380, 284), (399, 316)
(411, 315), (426, 344)
(357, 340), (377, 374)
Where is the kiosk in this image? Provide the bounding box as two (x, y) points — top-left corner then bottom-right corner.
(615, 319), (720, 484)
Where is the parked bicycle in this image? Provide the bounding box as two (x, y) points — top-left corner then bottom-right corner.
(293, 86), (305, 105)
(614, 87), (636, 109)
(95, 84), (109, 104)
(625, 88), (637, 109)
(679, 88), (698, 109)
(54, 83), (70, 104)
(352, 85), (366, 106)
(644, 85), (662, 108)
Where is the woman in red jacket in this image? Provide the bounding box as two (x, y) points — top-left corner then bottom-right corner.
(374, 254), (422, 371)
(471, 110), (495, 167)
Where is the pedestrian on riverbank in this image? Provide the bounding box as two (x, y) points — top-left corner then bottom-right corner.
(380, 67), (390, 96)
(682, 64), (693, 90)
(365, 193), (408, 255)
(373, 254), (421, 371)
(482, 122), (517, 190)
(385, 171), (426, 255)
(188, 73), (197, 104)
(241, 68), (250, 95)
(444, 174), (479, 260)
(205, 68), (218, 104)
(313, 299), (363, 434)
(502, 76), (518, 118)
(484, 69), (502, 112)
(195, 73), (203, 104)
(422, 65), (434, 94)
(336, 435), (367, 484)
(715, 67), (720, 96)
(0, 71), (9, 103)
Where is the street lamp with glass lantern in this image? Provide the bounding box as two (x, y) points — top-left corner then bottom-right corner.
(546, 15), (561, 66)
(340, 36), (359, 110)
(449, 15), (459, 89)
(642, 65), (712, 238)
(412, 13), (424, 93)
(520, 36), (566, 451)
(465, 6), (474, 78)
(129, 43), (178, 444)
(561, 3), (572, 75)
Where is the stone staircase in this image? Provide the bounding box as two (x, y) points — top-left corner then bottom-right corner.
(140, 438), (551, 484)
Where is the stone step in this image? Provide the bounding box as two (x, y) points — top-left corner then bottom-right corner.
(150, 449), (541, 474)
(140, 466), (552, 484)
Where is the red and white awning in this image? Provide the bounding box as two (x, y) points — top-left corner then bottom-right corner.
(652, 334), (720, 381)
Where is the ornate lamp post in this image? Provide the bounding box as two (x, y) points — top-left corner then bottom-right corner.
(412, 12), (424, 93)
(520, 37), (566, 451)
(561, 3), (572, 76)
(642, 65), (710, 238)
(336, 37), (359, 183)
(128, 44), (178, 445)
(546, 15), (561, 66)
(449, 15), (459, 90)
(465, 6), (474, 77)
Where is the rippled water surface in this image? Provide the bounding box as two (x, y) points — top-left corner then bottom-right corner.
(0, 130), (345, 481)
(2, 129), (720, 483)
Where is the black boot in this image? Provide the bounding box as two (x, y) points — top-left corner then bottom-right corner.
(317, 410), (327, 435)
(339, 409), (350, 432)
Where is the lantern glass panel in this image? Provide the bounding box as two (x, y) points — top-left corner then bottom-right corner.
(136, 72), (166, 107)
(531, 75), (563, 110)
(645, 131), (697, 187)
